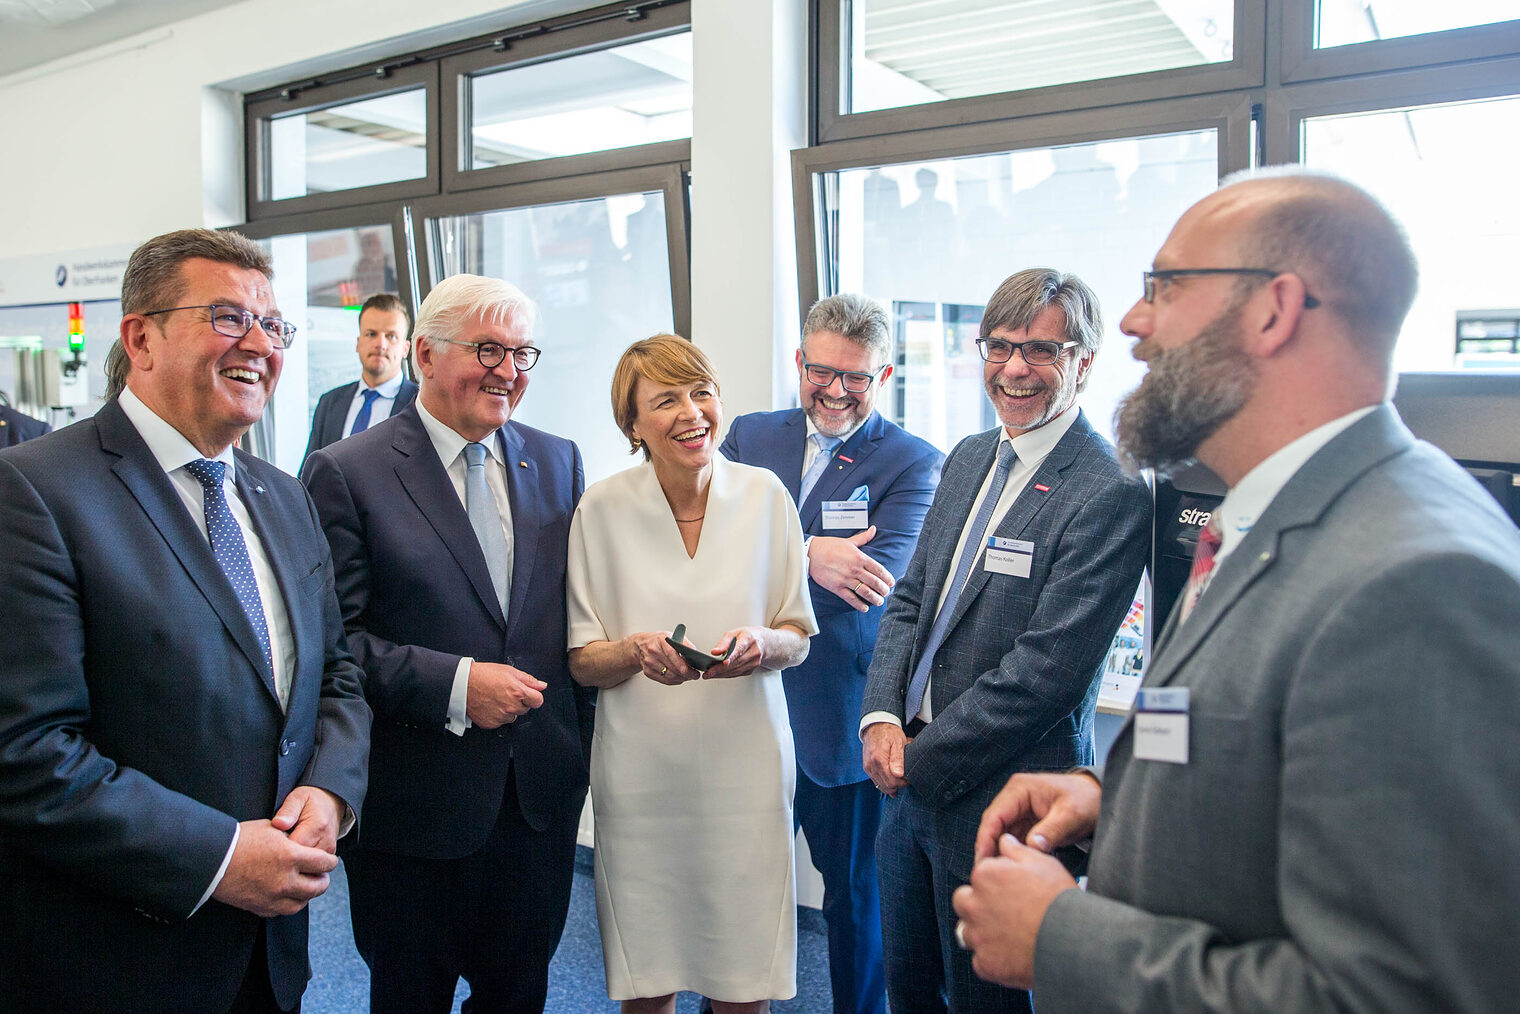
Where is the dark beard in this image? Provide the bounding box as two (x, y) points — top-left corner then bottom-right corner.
(1115, 307), (1255, 478)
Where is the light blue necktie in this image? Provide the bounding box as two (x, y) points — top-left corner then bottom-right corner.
(463, 442), (510, 610)
(349, 387), (381, 435)
(184, 458), (273, 679)
(902, 441), (1017, 721)
(799, 432), (842, 504)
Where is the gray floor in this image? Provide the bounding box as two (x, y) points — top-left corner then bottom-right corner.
(304, 850), (833, 1013)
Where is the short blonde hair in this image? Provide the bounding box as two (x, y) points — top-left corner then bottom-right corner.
(611, 334), (721, 459)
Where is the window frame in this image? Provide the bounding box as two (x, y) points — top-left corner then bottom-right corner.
(792, 93), (1252, 318)
(244, 63), (442, 220)
(1280, 1), (1520, 83)
(407, 162), (693, 340)
(813, 0), (1264, 143)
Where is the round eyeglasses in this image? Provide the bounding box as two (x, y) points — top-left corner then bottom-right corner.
(975, 338), (1079, 366)
(140, 304), (298, 348)
(431, 337), (541, 371)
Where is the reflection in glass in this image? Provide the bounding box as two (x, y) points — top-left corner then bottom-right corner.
(1317, 0), (1516, 49)
(256, 225), (400, 470)
(847, 0), (1234, 114)
(1302, 95), (1520, 371)
(430, 193), (674, 483)
(268, 90), (427, 201)
(469, 33), (692, 170)
(823, 131), (1219, 451)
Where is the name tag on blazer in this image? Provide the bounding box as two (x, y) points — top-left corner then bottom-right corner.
(1132, 687), (1189, 764)
(983, 537), (1033, 578)
(821, 485), (870, 530)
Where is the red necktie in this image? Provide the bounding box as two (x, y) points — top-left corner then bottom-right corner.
(1178, 518), (1222, 624)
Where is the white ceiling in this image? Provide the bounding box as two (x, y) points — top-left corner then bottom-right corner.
(0, 0), (244, 79)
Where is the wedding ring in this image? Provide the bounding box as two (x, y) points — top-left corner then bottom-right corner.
(659, 666), (668, 675)
(854, 580), (864, 595)
(954, 919), (969, 950)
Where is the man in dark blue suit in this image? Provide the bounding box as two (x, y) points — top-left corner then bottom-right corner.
(722, 293), (943, 1014)
(0, 402), (50, 447)
(861, 269), (1151, 1013)
(302, 274), (593, 1014)
(0, 228), (371, 1014)
(300, 292), (417, 467)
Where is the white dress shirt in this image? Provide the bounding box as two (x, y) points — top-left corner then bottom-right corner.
(415, 399), (515, 735)
(118, 386), (298, 913)
(340, 370), (407, 437)
(862, 403), (1081, 732)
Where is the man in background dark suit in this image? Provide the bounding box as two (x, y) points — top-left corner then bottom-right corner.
(302, 273), (593, 1014)
(0, 402), (50, 447)
(954, 172), (1520, 1013)
(721, 293), (943, 1014)
(0, 228), (371, 1014)
(300, 291), (417, 466)
(861, 268), (1152, 1013)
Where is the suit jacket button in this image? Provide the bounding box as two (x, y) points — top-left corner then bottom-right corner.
(279, 738), (292, 756)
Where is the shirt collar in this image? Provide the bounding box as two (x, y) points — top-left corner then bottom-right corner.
(999, 401), (1080, 468)
(416, 397), (503, 467)
(1213, 405), (1378, 560)
(363, 371), (407, 398)
(118, 386), (237, 481)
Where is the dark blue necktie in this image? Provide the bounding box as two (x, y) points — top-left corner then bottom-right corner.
(902, 441), (1017, 721)
(350, 387), (381, 435)
(184, 458), (273, 679)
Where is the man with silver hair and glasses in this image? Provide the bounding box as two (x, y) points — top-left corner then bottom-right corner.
(953, 170), (1520, 1012)
(721, 292), (944, 1014)
(0, 227), (371, 1013)
(861, 268), (1152, 1013)
(302, 274), (593, 1014)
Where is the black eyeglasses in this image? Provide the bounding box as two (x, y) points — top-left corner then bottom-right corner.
(432, 337), (541, 371)
(1142, 269), (1321, 309)
(141, 305), (298, 347)
(975, 338), (1080, 366)
(802, 361), (887, 394)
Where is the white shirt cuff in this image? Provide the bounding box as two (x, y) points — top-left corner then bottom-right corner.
(803, 535), (813, 580)
(192, 822), (240, 916)
(447, 656), (474, 736)
(859, 710), (903, 739)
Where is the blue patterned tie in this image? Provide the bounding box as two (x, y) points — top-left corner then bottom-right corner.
(184, 458), (273, 679)
(349, 387), (381, 435)
(799, 432), (842, 504)
(463, 442), (510, 610)
(902, 441), (1018, 721)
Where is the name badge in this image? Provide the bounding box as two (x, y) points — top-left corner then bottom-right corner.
(1132, 687), (1189, 764)
(983, 537), (1033, 578)
(822, 500), (869, 530)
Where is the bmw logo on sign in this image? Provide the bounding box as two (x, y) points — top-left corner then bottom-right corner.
(56, 265), (67, 287)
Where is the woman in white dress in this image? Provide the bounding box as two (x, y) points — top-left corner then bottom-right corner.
(567, 335), (818, 1014)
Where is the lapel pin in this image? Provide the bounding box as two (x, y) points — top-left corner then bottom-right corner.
(1034, 483), (1050, 492)
(254, 485), (266, 494)
(838, 455), (854, 464)
(519, 461), (528, 468)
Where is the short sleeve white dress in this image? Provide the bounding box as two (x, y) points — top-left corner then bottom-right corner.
(566, 455), (819, 1003)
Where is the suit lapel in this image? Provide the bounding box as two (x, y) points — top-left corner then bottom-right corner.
(97, 403), (278, 700)
(940, 417), (1092, 635)
(772, 410), (807, 503)
(499, 423), (540, 638)
(327, 382), (358, 445)
(391, 410), (507, 629)
(1144, 405), (1414, 689)
(799, 412), (886, 531)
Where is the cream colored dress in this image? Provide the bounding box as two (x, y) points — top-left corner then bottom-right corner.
(567, 455), (819, 1002)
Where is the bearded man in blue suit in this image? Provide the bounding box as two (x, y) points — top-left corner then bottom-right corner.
(721, 293), (943, 1014)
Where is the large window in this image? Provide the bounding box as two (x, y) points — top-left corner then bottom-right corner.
(240, 2), (692, 478)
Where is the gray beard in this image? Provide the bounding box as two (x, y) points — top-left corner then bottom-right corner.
(1115, 309), (1255, 478)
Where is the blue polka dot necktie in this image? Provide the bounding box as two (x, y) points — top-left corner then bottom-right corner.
(184, 458), (273, 679)
(350, 387), (381, 435)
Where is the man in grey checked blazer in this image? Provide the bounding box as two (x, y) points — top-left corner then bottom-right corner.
(860, 268), (1151, 1013)
(952, 171), (1520, 1012)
